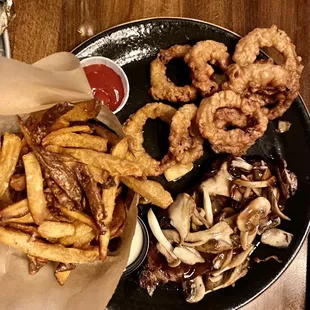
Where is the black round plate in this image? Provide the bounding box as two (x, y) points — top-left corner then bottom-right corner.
(73, 18), (310, 310)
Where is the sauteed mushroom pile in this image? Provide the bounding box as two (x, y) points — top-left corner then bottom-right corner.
(140, 157), (297, 303)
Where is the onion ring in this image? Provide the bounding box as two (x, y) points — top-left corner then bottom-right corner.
(214, 108), (248, 129)
(164, 104), (203, 164)
(196, 90), (268, 156)
(223, 63), (300, 120)
(184, 40), (231, 95)
(233, 25), (303, 73)
(149, 45), (198, 102)
(123, 103), (177, 176)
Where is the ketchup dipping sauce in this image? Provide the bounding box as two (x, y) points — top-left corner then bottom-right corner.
(81, 57), (129, 113)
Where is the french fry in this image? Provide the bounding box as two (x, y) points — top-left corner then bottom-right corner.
(9, 174), (26, 191)
(38, 221), (76, 239)
(23, 152), (49, 225)
(91, 124), (120, 146)
(42, 133), (108, 152)
(111, 137), (128, 159)
(121, 177), (173, 209)
(0, 199), (29, 222)
(43, 125), (92, 141)
(87, 165), (109, 184)
(45, 145), (143, 177)
(59, 221), (93, 246)
(6, 223), (38, 235)
(28, 255), (48, 275)
(55, 270), (71, 285)
(55, 205), (98, 233)
(0, 226), (99, 263)
(51, 100), (101, 130)
(100, 177), (120, 260)
(0, 133), (22, 197)
(0, 188), (12, 209)
(73, 231), (95, 248)
(109, 198), (126, 238)
(1, 213), (34, 224)
(164, 163), (194, 182)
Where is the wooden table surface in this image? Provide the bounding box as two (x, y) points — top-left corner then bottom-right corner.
(8, 1), (309, 309)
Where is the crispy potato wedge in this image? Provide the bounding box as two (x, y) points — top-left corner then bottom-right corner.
(121, 177), (173, 209)
(0, 226), (99, 263)
(91, 124), (120, 146)
(0, 133), (22, 197)
(10, 174), (26, 191)
(51, 100), (101, 130)
(73, 231), (95, 248)
(55, 205), (97, 233)
(38, 221), (75, 239)
(55, 270), (71, 286)
(1, 213), (34, 224)
(42, 133), (108, 152)
(43, 125), (92, 141)
(59, 221), (93, 246)
(164, 163), (194, 182)
(0, 199), (29, 221)
(23, 152), (49, 225)
(111, 137), (128, 159)
(100, 177), (120, 260)
(45, 146), (143, 177)
(28, 255), (48, 275)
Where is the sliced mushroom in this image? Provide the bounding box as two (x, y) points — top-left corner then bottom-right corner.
(268, 187), (291, 221)
(261, 228), (293, 248)
(257, 217), (281, 235)
(185, 222), (234, 247)
(275, 159), (298, 199)
(230, 185), (243, 202)
(147, 208), (178, 260)
(234, 176), (276, 188)
(200, 162), (232, 197)
(192, 211), (204, 227)
(168, 193), (196, 243)
(162, 229), (181, 243)
(213, 250), (233, 270)
(212, 245), (254, 276)
(199, 187), (213, 227)
(231, 157), (253, 172)
(191, 222), (199, 232)
(156, 242), (181, 267)
(173, 246), (205, 265)
(195, 239), (233, 254)
(205, 273), (224, 290)
(183, 276), (205, 303)
(236, 197), (271, 232)
(240, 226), (258, 250)
(193, 208), (210, 228)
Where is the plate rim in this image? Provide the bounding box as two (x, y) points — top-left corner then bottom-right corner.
(71, 17), (310, 309)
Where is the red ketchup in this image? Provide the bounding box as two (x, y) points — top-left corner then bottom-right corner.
(83, 64), (125, 112)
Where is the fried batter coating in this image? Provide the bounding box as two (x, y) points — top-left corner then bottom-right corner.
(214, 108), (248, 129)
(233, 25), (303, 74)
(184, 40), (231, 95)
(223, 63), (300, 120)
(149, 45), (198, 102)
(123, 103), (177, 176)
(165, 104), (203, 165)
(196, 90), (268, 156)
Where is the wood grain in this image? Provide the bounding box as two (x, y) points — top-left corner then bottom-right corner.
(8, 1), (309, 309)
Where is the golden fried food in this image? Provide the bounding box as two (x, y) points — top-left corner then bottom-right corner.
(59, 221), (94, 246)
(0, 199), (29, 222)
(121, 176), (173, 209)
(123, 102), (177, 176)
(91, 123), (121, 146)
(196, 90), (268, 155)
(23, 152), (50, 225)
(184, 40), (230, 95)
(9, 174), (26, 191)
(0, 133), (22, 197)
(165, 104), (203, 164)
(164, 163), (193, 182)
(0, 226), (99, 264)
(43, 132), (108, 152)
(38, 221), (76, 239)
(150, 45), (198, 102)
(214, 108), (248, 129)
(233, 25), (303, 74)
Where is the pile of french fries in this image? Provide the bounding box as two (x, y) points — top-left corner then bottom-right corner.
(0, 100), (173, 285)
